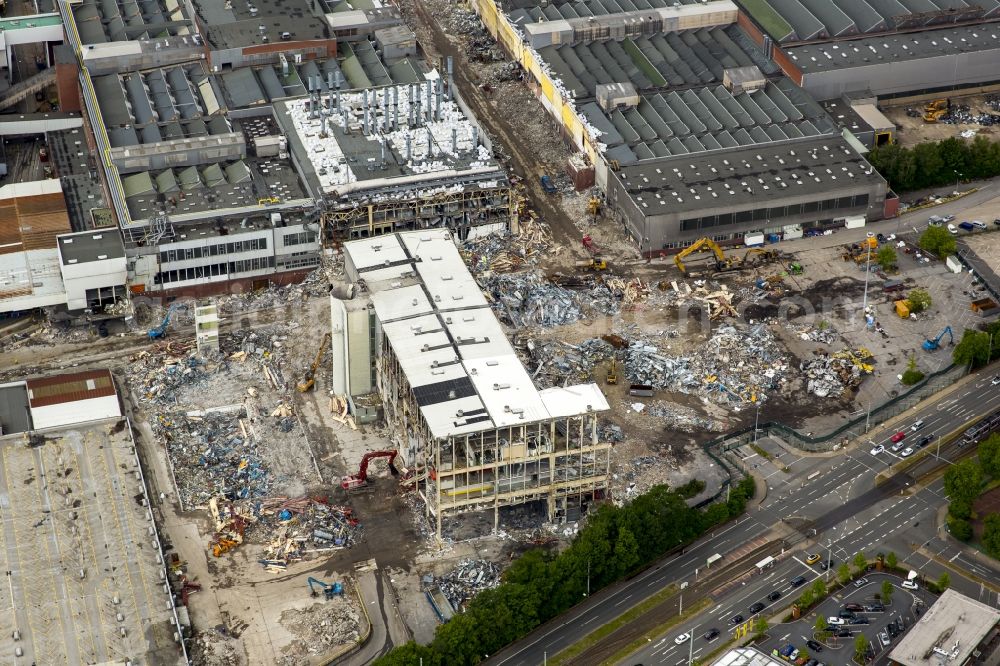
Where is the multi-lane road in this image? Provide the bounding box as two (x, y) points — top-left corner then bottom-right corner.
(487, 373), (1000, 666)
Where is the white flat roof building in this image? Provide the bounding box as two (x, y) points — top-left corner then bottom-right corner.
(888, 589), (1000, 666)
(338, 230), (611, 538)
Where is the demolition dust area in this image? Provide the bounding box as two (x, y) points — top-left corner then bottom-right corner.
(0, 420), (183, 666)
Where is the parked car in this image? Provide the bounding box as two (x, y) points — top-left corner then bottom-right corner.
(928, 216), (944, 226)
(749, 602), (766, 614)
(852, 616), (870, 625)
(992, 375), (1000, 385)
(870, 444), (885, 455)
(703, 628), (720, 641)
(902, 580), (919, 590)
(730, 614), (744, 625)
(959, 221), (975, 231)
(993, 218), (1000, 226)
(836, 629), (853, 638)
(839, 609), (856, 618)
(948, 224), (959, 234)
(675, 633), (691, 645)
(827, 617), (846, 626)
(891, 431), (906, 443)
(844, 603), (864, 611)
(853, 578), (869, 589)
(887, 624), (900, 638)
(973, 221), (988, 230)
(806, 640), (824, 652)
(791, 575), (807, 588)
(901, 447), (915, 457)
(865, 602), (885, 612)
(819, 561), (829, 571)
(768, 590), (782, 601)
(806, 554), (821, 565)
(780, 644), (795, 658)
(918, 435), (935, 447)
(944, 214), (956, 222)
(880, 631), (890, 647)
(911, 420), (925, 431)
(804, 659), (818, 666)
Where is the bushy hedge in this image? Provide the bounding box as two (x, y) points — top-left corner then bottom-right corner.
(868, 136), (1000, 192)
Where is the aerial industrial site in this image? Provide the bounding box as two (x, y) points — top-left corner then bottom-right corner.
(2, 0), (1000, 663)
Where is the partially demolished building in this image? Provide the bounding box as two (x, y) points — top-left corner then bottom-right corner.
(333, 230), (610, 538)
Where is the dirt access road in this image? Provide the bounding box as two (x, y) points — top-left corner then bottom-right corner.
(401, 0), (583, 248)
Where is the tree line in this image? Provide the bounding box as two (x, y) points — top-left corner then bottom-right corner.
(868, 136), (1000, 192)
(375, 476), (757, 666)
(952, 319), (1000, 369)
(944, 432), (1000, 558)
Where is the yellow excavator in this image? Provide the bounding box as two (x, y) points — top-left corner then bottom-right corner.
(923, 99), (949, 123)
(674, 238), (739, 275)
(297, 333), (332, 392)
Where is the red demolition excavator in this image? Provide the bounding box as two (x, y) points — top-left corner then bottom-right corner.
(340, 450), (399, 491)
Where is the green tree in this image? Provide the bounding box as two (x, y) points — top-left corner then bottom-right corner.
(815, 615), (828, 632)
(937, 572), (950, 591)
(913, 142), (946, 189)
(798, 589), (815, 609)
(948, 497), (972, 521)
(881, 579), (894, 603)
(876, 244), (897, 270)
(838, 562), (852, 584)
(953, 329), (992, 368)
(754, 616), (769, 636)
(853, 551), (867, 573)
(983, 514), (1000, 559)
(907, 288), (932, 314)
(811, 578), (827, 598)
(979, 433), (1000, 479)
(948, 516), (973, 541)
(919, 225), (958, 256)
(902, 355), (925, 385)
(855, 634), (869, 660)
(374, 642), (439, 666)
(886, 551), (898, 569)
(944, 458), (984, 505)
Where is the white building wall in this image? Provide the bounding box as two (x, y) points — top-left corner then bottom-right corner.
(29, 395), (121, 431)
(59, 257), (128, 310)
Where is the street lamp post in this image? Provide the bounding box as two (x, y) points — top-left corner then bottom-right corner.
(861, 232), (874, 327)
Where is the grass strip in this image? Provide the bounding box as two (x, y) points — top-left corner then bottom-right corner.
(547, 583), (679, 666)
(600, 597), (713, 666)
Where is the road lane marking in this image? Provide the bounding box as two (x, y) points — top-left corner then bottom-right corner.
(615, 594), (633, 607)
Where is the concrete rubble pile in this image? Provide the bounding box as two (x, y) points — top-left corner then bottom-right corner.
(646, 401), (725, 433)
(434, 559), (502, 610)
(800, 350), (872, 398)
(600, 422), (625, 442)
(255, 497), (362, 571)
(521, 337), (615, 387)
(277, 596), (361, 666)
(625, 324), (789, 405)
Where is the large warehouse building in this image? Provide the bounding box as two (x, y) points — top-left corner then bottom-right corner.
(333, 230), (611, 540)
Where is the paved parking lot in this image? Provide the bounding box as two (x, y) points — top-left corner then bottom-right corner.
(0, 421), (184, 665)
(757, 573), (936, 666)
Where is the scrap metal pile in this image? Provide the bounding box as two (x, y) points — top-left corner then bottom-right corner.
(624, 324), (789, 405)
(433, 559), (502, 611)
(462, 215), (550, 274)
(481, 271), (647, 328)
(800, 348), (874, 398)
(254, 497), (362, 571)
(521, 337), (616, 387)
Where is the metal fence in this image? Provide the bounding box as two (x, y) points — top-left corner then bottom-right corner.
(707, 363), (964, 456)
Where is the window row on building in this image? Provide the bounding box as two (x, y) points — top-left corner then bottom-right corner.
(282, 231), (316, 246)
(679, 193), (870, 232)
(154, 256), (277, 284)
(159, 237), (269, 263)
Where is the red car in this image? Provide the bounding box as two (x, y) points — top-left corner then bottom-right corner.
(890, 431), (906, 443)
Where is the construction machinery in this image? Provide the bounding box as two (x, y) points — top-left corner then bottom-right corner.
(212, 537), (240, 557)
(582, 234), (600, 255)
(575, 257), (608, 271)
(674, 237), (740, 275)
(307, 577), (344, 599)
(297, 332), (331, 392)
(922, 99), (949, 123)
(788, 262), (804, 275)
(148, 303), (187, 339)
(922, 326), (954, 351)
(606, 358), (618, 385)
(743, 248), (781, 266)
(341, 449), (399, 491)
(587, 196), (601, 218)
(895, 300), (911, 319)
